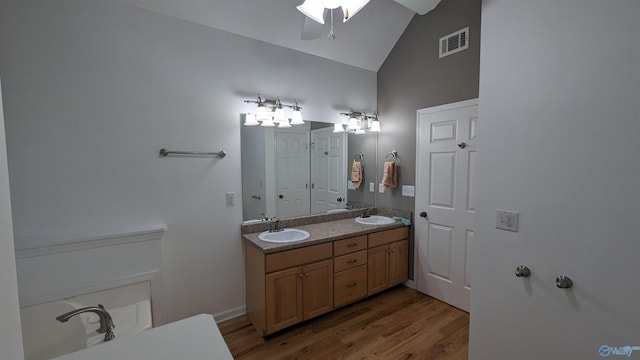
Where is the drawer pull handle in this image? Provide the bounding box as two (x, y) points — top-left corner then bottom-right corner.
(347, 243), (358, 248)
(347, 259), (358, 264)
(305, 273), (309, 277)
(347, 282), (358, 288)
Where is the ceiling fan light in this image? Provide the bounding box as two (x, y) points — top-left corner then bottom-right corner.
(297, 1), (326, 24)
(342, 0), (369, 22)
(333, 123), (345, 133)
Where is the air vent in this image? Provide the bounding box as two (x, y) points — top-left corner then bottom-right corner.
(439, 27), (469, 58)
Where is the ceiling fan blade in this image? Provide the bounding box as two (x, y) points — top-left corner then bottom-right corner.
(393, 0), (441, 15)
(300, 11), (326, 40)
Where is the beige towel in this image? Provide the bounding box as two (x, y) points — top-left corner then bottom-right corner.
(351, 161), (362, 189)
(382, 161), (397, 189)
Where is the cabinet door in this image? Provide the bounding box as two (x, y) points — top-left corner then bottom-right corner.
(367, 245), (389, 295)
(389, 240), (409, 286)
(302, 259), (333, 320)
(266, 267), (303, 333)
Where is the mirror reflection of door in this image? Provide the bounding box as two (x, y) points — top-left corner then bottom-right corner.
(310, 128), (347, 213)
(275, 132), (310, 218)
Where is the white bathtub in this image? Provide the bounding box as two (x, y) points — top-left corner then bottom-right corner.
(21, 299), (152, 360)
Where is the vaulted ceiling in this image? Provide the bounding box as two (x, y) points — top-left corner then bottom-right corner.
(117, 0), (419, 71)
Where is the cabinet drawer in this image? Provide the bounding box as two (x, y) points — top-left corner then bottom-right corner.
(334, 235), (367, 256)
(368, 227), (409, 248)
(334, 265), (367, 307)
(265, 242), (332, 273)
(334, 250), (367, 273)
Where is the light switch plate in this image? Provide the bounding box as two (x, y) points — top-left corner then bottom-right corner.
(369, 182), (375, 192)
(379, 183), (385, 193)
(496, 209), (519, 232)
(225, 192), (235, 206)
(347, 181), (355, 190)
(402, 185), (415, 197)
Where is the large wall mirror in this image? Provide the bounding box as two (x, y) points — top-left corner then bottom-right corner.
(241, 116), (377, 221)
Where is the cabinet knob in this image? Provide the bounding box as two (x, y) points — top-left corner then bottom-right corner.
(305, 273), (309, 277)
(556, 275), (573, 289)
(515, 265), (531, 278)
(347, 259), (358, 264)
(347, 282), (358, 288)
(347, 243), (358, 248)
(299, 274), (303, 278)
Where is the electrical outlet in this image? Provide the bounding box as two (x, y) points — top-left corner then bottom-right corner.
(379, 183), (385, 193)
(402, 185), (415, 197)
(225, 192), (235, 206)
(496, 210), (519, 232)
(369, 182), (375, 192)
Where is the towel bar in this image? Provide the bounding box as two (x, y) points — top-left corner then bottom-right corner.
(159, 148), (226, 158)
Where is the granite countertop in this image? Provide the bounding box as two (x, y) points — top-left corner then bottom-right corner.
(242, 217), (406, 254)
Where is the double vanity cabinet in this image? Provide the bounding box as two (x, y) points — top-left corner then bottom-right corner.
(243, 221), (409, 336)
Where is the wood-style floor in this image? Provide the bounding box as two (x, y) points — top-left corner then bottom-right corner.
(219, 286), (469, 360)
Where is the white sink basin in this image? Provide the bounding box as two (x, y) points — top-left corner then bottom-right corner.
(355, 215), (396, 225)
(258, 228), (310, 243)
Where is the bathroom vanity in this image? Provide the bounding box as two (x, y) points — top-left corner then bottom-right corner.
(243, 215), (409, 336)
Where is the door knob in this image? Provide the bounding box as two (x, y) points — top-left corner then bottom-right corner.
(278, 194), (284, 199)
(337, 197), (343, 202)
(419, 211), (428, 218)
(556, 275), (573, 289)
(458, 142), (467, 149)
(515, 266), (531, 278)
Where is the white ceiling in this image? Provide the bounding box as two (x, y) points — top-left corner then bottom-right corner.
(117, 0), (417, 71)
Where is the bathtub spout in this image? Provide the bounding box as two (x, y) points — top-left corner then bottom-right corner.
(56, 304), (115, 341)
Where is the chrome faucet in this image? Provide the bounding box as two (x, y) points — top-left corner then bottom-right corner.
(361, 208), (371, 218)
(56, 304), (115, 341)
(269, 219), (284, 232)
(260, 213), (270, 221)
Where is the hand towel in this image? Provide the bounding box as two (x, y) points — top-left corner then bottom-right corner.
(382, 161), (397, 189)
(351, 161), (362, 189)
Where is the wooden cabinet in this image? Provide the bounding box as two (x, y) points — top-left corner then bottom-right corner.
(367, 227), (409, 295)
(246, 242), (333, 336)
(245, 226), (409, 336)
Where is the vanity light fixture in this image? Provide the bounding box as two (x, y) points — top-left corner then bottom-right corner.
(333, 123), (345, 133)
(340, 109), (380, 134)
(244, 94), (305, 127)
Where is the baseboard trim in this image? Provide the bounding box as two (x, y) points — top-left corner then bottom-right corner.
(214, 305), (246, 323)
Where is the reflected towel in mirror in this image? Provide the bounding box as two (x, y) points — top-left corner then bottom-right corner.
(382, 161), (397, 189)
(351, 161), (362, 188)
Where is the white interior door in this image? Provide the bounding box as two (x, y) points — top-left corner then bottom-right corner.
(415, 99), (478, 312)
(310, 128), (346, 213)
(275, 132), (309, 218)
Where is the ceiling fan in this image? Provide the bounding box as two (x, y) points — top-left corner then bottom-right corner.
(298, 0), (442, 40)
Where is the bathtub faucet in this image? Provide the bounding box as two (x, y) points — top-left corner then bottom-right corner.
(56, 304), (115, 341)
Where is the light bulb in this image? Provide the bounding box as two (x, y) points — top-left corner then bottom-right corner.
(274, 107), (286, 123)
(244, 113), (259, 126)
(370, 119), (381, 132)
(278, 119), (291, 128)
(260, 117), (275, 127)
(347, 116), (358, 130)
(256, 105), (269, 121)
(291, 109), (304, 125)
(333, 123), (344, 133)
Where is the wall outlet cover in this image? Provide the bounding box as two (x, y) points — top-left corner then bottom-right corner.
(379, 183), (385, 193)
(496, 209), (519, 232)
(225, 192), (235, 206)
(369, 182), (375, 192)
(402, 185), (415, 197)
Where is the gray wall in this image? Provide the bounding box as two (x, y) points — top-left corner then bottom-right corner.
(377, 0), (481, 212)
(0, 0), (375, 324)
